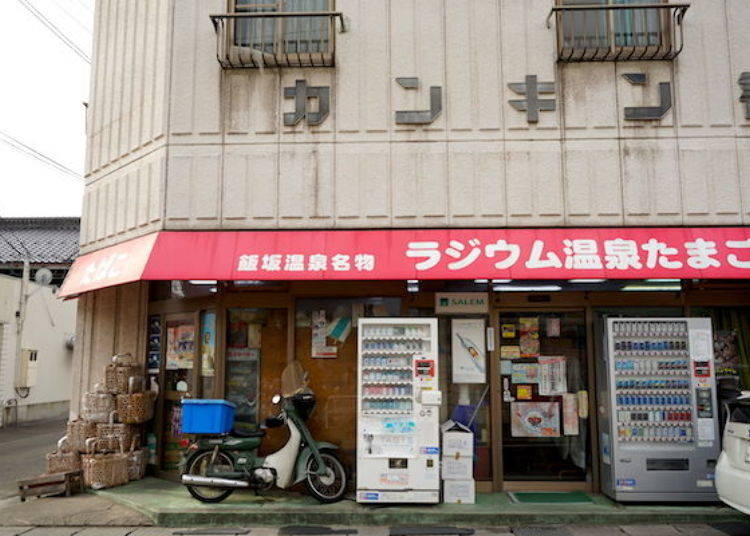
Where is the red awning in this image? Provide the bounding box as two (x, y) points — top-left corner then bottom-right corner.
(59, 227), (750, 298)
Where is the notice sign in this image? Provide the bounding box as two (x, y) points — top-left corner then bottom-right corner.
(451, 318), (487, 383)
(435, 293), (489, 314)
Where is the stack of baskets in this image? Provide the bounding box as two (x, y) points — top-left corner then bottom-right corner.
(44, 353), (156, 491)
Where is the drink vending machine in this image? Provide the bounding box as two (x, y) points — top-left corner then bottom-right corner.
(598, 318), (720, 501)
(356, 318), (442, 503)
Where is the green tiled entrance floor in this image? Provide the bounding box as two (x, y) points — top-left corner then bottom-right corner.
(96, 478), (748, 527)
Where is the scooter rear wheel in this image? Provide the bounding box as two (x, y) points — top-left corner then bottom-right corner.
(184, 450), (236, 503)
(304, 450), (347, 503)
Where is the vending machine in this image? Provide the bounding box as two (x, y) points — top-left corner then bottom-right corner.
(598, 318), (720, 501)
(356, 318), (442, 503)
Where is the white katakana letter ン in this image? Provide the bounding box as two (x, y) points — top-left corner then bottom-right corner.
(261, 254), (283, 271)
(284, 254), (305, 271)
(331, 254), (351, 271)
(563, 239), (603, 269)
(308, 254), (328, 271)
(445, 239), (482, 270)
(685, 239), (721, 269)
(525, 240), (563, 269)
(641, 239), (682, 269)
(726, 239), (750, 269)
(604, 239), (642, 270)
(484, 240), (521, 269)
(237, 254), (259, 271)
(354, 254), (375, 271)
(406, 241), (441, 271)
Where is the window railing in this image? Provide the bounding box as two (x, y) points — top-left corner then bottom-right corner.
(547, 3), (690, 62)
(209, 11), (346, 69)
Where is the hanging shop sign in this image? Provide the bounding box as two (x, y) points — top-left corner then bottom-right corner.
(60, 227), (750, 297)
(435, 292), (489, 314)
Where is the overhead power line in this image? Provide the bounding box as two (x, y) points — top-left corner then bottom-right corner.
(0, 129), (83, 181)
(52, 0), (92, 36)
(17, 0), (91, 64)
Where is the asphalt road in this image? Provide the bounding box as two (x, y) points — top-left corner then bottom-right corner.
(0, 418), (67, 499)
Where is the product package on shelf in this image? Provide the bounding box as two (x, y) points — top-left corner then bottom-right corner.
(81, 384), (116, 423)
(66, 419), (97, 453)
(96, 411), (136, 453)
(81, 438), (129, 490)
(105, 353), (143, 394)
(116, 377), (155, 424)
(46, 436), (81, 475)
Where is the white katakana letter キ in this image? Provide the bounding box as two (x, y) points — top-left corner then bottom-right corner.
(641, 239), (682, 269)
(261, 254), (282, 271)
(525, 240), (563, 269)
(604, 239), (642, 270)
(331, 254), (351, 271)
(406, 241), (441, 271)
(726, 239), (750, 269)
(445, 239), (482, 270)
(284, 254), (305, 271)
(484, 239), (521, 269)
(237, 254), (259, 271)
(685, 239), (721, 269)
(563, 239), (603, 269)
(354, 254), (375, 272)
(308, 254), (327, 271)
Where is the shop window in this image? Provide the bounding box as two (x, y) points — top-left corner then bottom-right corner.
(225, 308), (266, 431)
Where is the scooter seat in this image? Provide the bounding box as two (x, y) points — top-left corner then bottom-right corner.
(232, 428), (266, 438)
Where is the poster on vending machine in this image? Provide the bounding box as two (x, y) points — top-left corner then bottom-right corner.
(451, 318), (486, 383)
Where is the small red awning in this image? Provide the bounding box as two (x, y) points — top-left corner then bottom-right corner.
(59, 227), (750, 298)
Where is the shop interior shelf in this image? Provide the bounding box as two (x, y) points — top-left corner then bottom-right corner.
(361, 350), (423, 355)
(615, 371), (690, 376)
(617, 421), (692, 426)
(619, 438), (693, 444)
(362, 409), (412, 415)
(362, 336), (431, 342)
(616, 404), (692, 410)
(616, 389), (690, 394)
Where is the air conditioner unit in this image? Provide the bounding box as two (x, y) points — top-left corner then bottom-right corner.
(17, 349), (38, 388)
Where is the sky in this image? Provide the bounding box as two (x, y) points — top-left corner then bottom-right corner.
(0, 0), (91, 218)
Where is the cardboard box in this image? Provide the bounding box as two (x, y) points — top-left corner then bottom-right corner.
(441, 420), (473, 458)
(443, 479), (475, 504)
(441, 455), (473, 480)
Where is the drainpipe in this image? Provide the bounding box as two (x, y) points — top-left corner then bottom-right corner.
(5, 260), (31, 425)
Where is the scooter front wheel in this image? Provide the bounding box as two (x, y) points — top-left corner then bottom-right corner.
(304, 450), (347, 503)
(183, 450), (236, 503)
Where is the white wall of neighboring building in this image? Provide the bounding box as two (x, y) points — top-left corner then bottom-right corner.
(0, 274), (77, 426)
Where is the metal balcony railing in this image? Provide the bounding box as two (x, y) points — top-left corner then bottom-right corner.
(210, 11), (346, 69)
(547, 3), (690, 62)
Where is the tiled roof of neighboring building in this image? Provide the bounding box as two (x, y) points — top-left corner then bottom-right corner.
(0, 218), (80, 265)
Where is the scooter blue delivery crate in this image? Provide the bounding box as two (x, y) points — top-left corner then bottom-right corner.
(181, 399), (235, 434)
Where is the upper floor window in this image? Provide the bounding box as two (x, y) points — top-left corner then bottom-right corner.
(549, 0), (689, 62)
(210, 0), (342, 68)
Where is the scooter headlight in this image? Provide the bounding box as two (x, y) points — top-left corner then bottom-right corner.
(272, 394), (281, 404)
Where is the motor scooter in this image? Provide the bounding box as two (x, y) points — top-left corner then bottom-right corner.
(180, 363), (347, 503)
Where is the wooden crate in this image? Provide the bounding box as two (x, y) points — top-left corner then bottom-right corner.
(17, 470), (82, 501)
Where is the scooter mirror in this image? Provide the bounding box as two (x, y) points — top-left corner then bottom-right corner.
(272, 394), (281, 404)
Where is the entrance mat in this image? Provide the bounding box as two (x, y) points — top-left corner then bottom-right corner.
(508, 491), (594, 504)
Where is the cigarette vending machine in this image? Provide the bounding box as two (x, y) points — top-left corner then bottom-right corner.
(356, 318), (442, 503)
(598, 318), (720, 501)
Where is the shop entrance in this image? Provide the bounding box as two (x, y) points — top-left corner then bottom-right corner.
(495, 310), (592, 491)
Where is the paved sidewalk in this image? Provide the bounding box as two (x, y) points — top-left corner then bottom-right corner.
(2, 523), (750, 536)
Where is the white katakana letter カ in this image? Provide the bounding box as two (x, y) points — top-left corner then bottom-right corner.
(406, 241), (441, 271)
(484, 240), (521, 269)
(331, 254), (351, 271)
(641, 239), (682, 269)
(354, 254), (375, 271)
(261, 254), (282, 271)
(308, 254), (327, 271)
(726, 239), (750, 269)
(237, 254), (260, 271)
(685, 239), (721, 270)
(604, 239), (642, 270)
(563, 239), (603, 269)
(284, 254), (305, 271)
(525, 240), (563, 269)
(445, 239), (482, 270)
